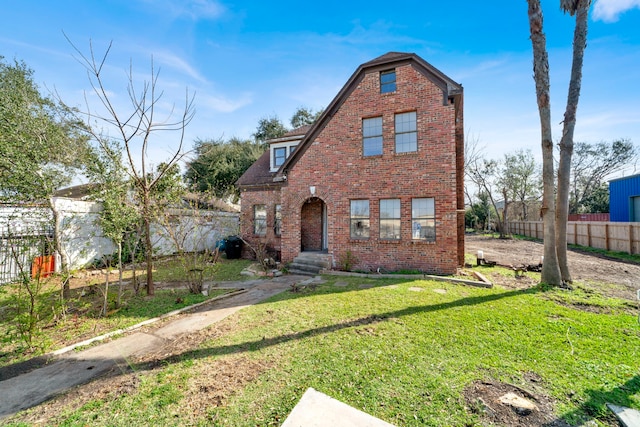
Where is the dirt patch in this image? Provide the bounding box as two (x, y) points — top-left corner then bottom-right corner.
(465, 234), (640, 301)
(464, 377), (571, 427)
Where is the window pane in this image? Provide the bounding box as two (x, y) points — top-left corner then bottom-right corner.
(380, 199), (400, 219)
(412, 198), (434, 218)
(395, 112), (416, 132)
(350, 219), (370, 238)
(380, 199), (400, 240)
(380, 219), (401, 240)
(396, 132), (417, 153)
(350, 200), (369, 218)
(412, 198), (435, 241)
(395, 112), (417, 153)
(363, 117), (382, 137)
(254, 205), (267, 235)
(289, 144), (298, 154)
(274, 204), (282, 236)
(380, 70), (396, 94)
(363, 117), (383, 156)
(274, 147), (286, 167)
(363, 136), (383, 156)
(350, 200), (370, 238)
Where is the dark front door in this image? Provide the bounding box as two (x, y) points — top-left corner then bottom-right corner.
(301, 197), (324, 251)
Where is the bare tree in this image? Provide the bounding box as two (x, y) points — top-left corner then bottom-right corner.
(463, 133), (486, 207)
(71, 40), (195, 296)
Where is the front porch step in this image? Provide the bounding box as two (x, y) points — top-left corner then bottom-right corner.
(289, 252), (332, 276)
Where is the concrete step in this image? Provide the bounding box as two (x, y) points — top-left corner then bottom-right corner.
(289, 252), (332, 276)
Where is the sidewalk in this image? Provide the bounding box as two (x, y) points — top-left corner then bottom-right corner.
(0, 275), (303, 419)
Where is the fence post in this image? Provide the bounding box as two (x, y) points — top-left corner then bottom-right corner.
(604, 223), (609, 251)
(631, 224), (635, 255)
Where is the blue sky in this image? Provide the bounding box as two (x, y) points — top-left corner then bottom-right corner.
(1, 0), (639, 177)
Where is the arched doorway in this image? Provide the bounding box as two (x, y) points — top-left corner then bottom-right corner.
(300, 197), (327, 252)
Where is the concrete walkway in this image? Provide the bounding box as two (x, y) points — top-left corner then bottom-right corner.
(0, 275), (302, 419)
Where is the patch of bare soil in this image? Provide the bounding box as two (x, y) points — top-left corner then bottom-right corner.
(464, 377), (571, 427)
(5, 319), (267, 426)
(465, 234), (640, 301)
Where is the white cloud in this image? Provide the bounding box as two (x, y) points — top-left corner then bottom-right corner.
(593, 0), (640, 22)
(138, 0), (225, 20)
(152, 50), (206, 83)
(198, 92), (253, 113)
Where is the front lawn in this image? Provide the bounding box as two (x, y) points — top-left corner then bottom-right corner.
(9, 275), (638, 426)
(0, 257), (252, 369)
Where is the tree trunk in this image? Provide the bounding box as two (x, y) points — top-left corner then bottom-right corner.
(556, 0), (590, 284)
(501, 188), (509, 238)
(49, 198), (71, 299)
(143, 189), (155, 296)
(527, 0), (562, 286)
(116, 241), (123, 308)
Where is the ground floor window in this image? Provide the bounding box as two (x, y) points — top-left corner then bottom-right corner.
(253, 204), (267, 235)
(412, 198), (435, 241)
(274, 204), (282, 236)
(380, 198), (400, 239)
(350, 200), (370, 238)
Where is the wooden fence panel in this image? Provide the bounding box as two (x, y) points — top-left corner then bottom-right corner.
(508, 221), (640, 255)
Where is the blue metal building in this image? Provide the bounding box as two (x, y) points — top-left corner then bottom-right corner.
(609, 174), (640, 222)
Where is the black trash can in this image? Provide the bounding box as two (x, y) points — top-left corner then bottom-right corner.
(225, 236), (243, 259)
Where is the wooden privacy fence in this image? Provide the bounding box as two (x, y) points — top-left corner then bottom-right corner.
(509, 221), (640, 255)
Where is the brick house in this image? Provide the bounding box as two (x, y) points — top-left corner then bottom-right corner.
(236, 52), (464, 274)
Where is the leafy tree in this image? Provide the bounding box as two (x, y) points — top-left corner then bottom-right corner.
(527, 0), (591, 285)
(580, 182), (609, 213)
(72, 40), (194, 296)
(185, 137), (263, 200)
(0, 56), (91, 298)
(501, 149), (541, 220)
(467, 157), (508, 237)
(569, 139), (637, 213)
(253, 115), (287, 144)
(86, 139), (141, 307)
(290, 106), (323, 129)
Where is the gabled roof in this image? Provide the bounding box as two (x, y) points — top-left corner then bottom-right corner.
(235, 149), (280, 188)
(236, 126), (309, 188)
(278, 52), (462, 178)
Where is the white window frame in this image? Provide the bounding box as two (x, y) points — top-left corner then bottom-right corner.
(270, 142), (300, 172)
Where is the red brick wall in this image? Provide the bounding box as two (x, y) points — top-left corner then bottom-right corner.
(301, 198), (323, 251)
(238, 187), (282, 259)
(281, 63), (461, 274)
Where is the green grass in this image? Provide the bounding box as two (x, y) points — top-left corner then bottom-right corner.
(0, 256), (252, 368)
(151, 256), (253, 282)
(15, 276), (640, 426)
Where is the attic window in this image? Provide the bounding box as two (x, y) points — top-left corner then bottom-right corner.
(380, 70), (396, 93)
(274, 147), (286, 168)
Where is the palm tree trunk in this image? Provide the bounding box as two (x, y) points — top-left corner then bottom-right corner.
(527, 0), (562, 286)
(556, 0), (591, 284)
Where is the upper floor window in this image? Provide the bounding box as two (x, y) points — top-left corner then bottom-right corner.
(412, 198), (435, 241)
(350, 200), (370, 239)
(274, 147), (287, 168)
(270, 142), (299, 171)
(380, 199), (401, 240)
(362, 117), (383, 156)
(254, 205), (267, 235)
(380, 70), (396, 93)
(395, 111), (417, 153)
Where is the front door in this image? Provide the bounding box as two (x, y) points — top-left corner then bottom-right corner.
(300, 197), (325, 251)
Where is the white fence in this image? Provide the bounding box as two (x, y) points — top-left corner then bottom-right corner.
(0, 199), (239, 284)
(509, 221), (640, 255)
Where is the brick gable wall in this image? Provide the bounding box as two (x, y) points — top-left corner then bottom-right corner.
(281, 63), (460, 274)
